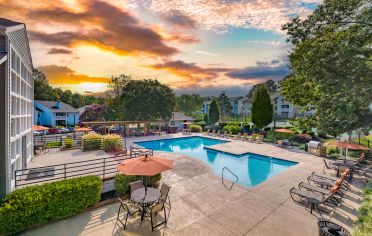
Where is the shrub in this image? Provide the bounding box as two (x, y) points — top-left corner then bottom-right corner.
(264, 127), (271, 131)
(317, 130), (328, 139)
(291, 133), (312, 144)
(102, 134), (122, 152)
(189, 124), (202, 133)
(115, 174), (162, 196)
(218, 122), (228, 130)
(82, 133), (103, 151)
(354, 182), (372, 235)
(0, 176), (102, 235)
(193, 122), (205, 130)
(63, 138), (74, 148)
(205, 125), (220, 131)
(266, 131), (294, 141)
(47, 141), (62, 148)
(222, 125), (241, 134)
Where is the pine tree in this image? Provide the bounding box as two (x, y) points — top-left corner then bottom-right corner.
(208, 99), (220, 125)
(251, 85), (273, 130)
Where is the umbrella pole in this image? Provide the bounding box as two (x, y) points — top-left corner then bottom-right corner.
(345, 148), (348, 164)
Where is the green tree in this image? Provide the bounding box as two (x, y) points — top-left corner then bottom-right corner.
(119, 79), (175, 121)
(203, 113), (209, 124)
(208, 99), (220, 125)
(60, 90), (73, 105)
(280, 0), (372, 135)
(247, 80), (277, 98)
(217, 91), (232, 118)
(34, 69), (59, 101)
(251, 85), (274, 129)
(71, 93), (84, 108)
(176, 94), (203, 115)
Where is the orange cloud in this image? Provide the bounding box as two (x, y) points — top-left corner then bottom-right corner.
(38, 65), (111, 85)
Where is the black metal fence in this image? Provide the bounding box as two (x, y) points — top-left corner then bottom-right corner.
(15, 155), (128, 188)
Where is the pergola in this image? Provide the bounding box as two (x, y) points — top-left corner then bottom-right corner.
(81, 120), (164, 135)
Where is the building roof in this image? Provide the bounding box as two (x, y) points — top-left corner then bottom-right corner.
(36, 100), (79, 113)
(172, 112), (196, 121)
(229, 96), (244, 102)
(0, 18), (23, 28)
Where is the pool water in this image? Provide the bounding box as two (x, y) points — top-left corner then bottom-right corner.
(135, 136), (297, 187)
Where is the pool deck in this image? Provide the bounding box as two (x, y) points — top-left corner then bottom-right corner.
(23, 133), (366, 236)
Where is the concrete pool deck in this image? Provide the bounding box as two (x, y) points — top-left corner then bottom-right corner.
(23, 133), (366, 236)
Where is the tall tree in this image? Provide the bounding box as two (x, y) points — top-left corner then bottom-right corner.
(217, 91), (232, 117)
(280, 0), (372, 135)
(251, 85), (274, 129)
(60, 90), (73, 105)
(208, 99), (220, 125)
(247, 80), (277, 98)
(176, 94), (203, 115)
(80, 104), (107, 122)
(119, 79), (175, 121)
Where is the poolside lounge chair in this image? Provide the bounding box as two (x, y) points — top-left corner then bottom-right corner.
(216, 130), (221, 137)
(235, 133), (242, 140)
(210, 130), (216, 136)
(249, 135), (256, 143)
(116, 198), (141, 230)
(298, 182), (344, 205)
(206, 129), (211, 135)
(256, 135), (264, 144)
(242, 133), (248, 141)
(290, 186), (339, 214)
(307, 174), (350, 192)
(222, 131), (228, 138)
(322, 159), (338, 173)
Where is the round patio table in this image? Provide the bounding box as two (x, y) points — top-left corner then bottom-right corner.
(318, 219), (350, 236)
(131, 187), (161, 221)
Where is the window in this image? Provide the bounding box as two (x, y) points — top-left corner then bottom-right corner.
(282, 105), (290, 109)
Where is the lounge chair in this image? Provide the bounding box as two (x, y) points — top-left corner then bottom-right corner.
(206, 129), (211, 135)
(256, 135), (264, 144)
(210, 130), (216, 136)
(307, 174), (349, 192)
(242, 133), (248, 141)
(235, 133), (242, 140)
(290, 186), (339, 214)
(116, 198), (141, 230)
(227, 131), (233, 139)
(322, 159), (338, 173)
(222, 131), (228, 138)
(298, 182), (344, 205)
(216, 130), (221, 137)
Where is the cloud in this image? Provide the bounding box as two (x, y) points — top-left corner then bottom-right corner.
(226, 58), (290, 81)
(46, 48), (72, 54)
(146, 60), (232, 87)
(129, 0), (322, 33)
(38, 65), (111, 85)
(175, 85), (251, 96)
(18, 0), (181, 57)
(161, 10), (197, 29)
(195, 51), (219, 57)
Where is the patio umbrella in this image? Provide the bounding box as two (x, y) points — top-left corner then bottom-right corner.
(32, 125), (49, 131)
(327, 141), (369, 163)
(117, 155), (173, 189)
(75, 127), (92, 132)
(182, 121), (193, 125)
(274, 128), (294, 134)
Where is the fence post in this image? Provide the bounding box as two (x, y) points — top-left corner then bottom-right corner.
(14, 170), (17, 189)
(103, 158), (106, 179)
(64, 164), (67, 179)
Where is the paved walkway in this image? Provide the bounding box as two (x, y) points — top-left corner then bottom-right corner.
(22, 134), (366, 236)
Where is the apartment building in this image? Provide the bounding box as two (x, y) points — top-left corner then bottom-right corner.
(0, 18), (34, 197)
(271, 91), (298, 119)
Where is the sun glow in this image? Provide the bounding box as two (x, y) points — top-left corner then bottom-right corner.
(65, 82), (108, 94)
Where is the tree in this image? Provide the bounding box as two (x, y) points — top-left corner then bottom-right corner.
(217, 91), (232, 118)
(34, 69), (60, 101)
(251, 85), (274, 129)
(208, 99), (220, 125)
(175, 94), (203, 115)
(60, 90), (73, 105)
(280, 0), (372, 135)
(203, 113), (209, 124)
(119, 79), (175, 121)
(247, 80), (277, 98)
(80, 104), (107, 122)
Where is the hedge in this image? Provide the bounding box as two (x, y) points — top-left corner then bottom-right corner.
(82, 133), (103, 151)
(47, 141), (62, 148)
(189, 125), (202, 133)
(0, 176), (102, 235)
(266, 131), (294, 142)
(102, 134), (122, 152)
(63, 138), (74, 148)
(115, 174), (162, 196)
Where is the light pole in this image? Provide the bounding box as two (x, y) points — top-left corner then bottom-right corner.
(273, 97), (278, 130)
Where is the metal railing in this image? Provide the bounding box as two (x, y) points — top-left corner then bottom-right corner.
(221, 167), (239, 191)
(14, 155), (129, 188)
(130, 146), (154, 158)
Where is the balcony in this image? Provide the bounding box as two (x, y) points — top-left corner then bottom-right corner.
(55, 116), (67, 120)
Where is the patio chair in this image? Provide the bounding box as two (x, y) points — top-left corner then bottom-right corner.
(256, 135), (264, 144)
(249, 135), (256, 143)
(235, 133), (242, 140)
(322, 159), (338, 173)
(289, 186), (339, 214)
(307, 174), (350, 192)
(159, 183), (171, 208)
(210, 130), (215, 136)
(298, 182), (344, 205)
(130, 180), (144, 193)
(147, 202), (167, 231)
(116, 198), (141, 230)
(216, 130), (221, 137)
(206, 129), (211, 135)
(242, 133), (248, 141)
(228, 131), (234, 139)
(222, 131), (228, 138)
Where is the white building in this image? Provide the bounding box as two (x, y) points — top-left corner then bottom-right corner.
(0, 18), (34, 197)
(271, 92), (298, 119)
(230, 96), (251, 115)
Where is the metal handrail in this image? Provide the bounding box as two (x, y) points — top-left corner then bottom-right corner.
(221, 167), (239, 191)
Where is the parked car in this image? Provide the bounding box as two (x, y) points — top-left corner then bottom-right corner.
(33, 131), (43, 136)
(47, 128), (59, 134)
(58, 128), (70, 134)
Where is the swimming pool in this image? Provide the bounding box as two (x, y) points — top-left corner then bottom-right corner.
(135, 136), (297, 187)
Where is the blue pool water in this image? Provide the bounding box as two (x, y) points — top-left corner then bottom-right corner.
(135, 136), (297, 187)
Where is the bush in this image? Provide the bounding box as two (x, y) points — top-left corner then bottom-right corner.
(0, 176), (102, 235)
(102, 134), (122, 152)
(193, 122), (205, 130)
(354, 182), (372, 235)
(63, 138), (74, 148)
(205, 125), (220, 131)
(317, 130), (328, 139)
(218, 122), (228, 130)
(47, 141), (62, 148)
(291, 133), (312, 144)
(222, 125), (241, 134)
(82, 133), (103, 151)
(115, 174), (162, 196)
(266, 131), (294, 141)
(189, 124), (202, 133)
(264, 127), (272, 131)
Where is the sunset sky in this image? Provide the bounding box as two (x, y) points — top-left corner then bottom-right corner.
(1, 0), (321, 96)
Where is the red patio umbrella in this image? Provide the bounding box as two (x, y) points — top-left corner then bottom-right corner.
(32, 125), (49, 131)
(274, 128), (294, 134)
(75, 127), (92, 132)
(327, 141), (369, 163)
(117, 155), (173, 176)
